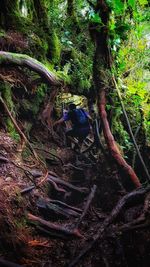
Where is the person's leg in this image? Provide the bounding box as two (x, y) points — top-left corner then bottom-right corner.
(65, 128), (76, 147)
(77, 127), (90, 148)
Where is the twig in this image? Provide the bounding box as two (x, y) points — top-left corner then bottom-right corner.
(75, 185), (97, 229)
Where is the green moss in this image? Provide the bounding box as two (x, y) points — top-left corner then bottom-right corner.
(0, 29), (6, 37)
(22, 146), (32, 159)
(66, 48), (92, 93)
(1, 83), (20, 140)
(48, 30), (61, 65)
(44, 60), (55, 71)
(57, 71), (71, 84)
(21, 83), (48, 119)
(28, 33), (48, 60)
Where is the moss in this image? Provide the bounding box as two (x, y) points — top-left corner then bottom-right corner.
(57, 71), (71, 84)
(64, 48), (93, 93)
(0, 82), (20, 141)
(28, 33), (48, 60)
(22, 146), (32, 159)
(21, 83), (47, 119)
(0, 29), (6, 37)
(48, 30), (61, 65)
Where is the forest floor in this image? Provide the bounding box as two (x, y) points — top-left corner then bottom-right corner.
(0, 123), (150, 267)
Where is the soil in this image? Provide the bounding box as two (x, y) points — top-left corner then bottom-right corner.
(0, 123), (150, 267)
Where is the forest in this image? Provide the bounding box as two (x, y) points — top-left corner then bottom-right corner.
(0, 0), (150, 266)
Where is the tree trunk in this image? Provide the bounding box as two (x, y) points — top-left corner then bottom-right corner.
(99, 90), (141, 187)
(0, 0), (28, 31)
(91, 0), (141, 188)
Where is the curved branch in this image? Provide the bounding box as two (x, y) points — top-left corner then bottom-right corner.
(0, 51), (61, 86)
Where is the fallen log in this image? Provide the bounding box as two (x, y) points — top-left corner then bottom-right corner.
(28, 213), (83, 238)
(48, 175), (88, 194)
(68, 186), (150, 267)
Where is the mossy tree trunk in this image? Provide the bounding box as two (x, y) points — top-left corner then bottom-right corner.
(32, 0), (61, 65)
(91, 0), (141, 188)
(32, 0), (49, 27)
(0, 0), (28, 30)
(67, 0), (76, 18)
(66, 0), (80, 35)
(1, 82), (18, 137)
(0, 0), (18, 29)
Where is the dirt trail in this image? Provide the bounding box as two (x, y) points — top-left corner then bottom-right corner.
(0, 127), (150, 267)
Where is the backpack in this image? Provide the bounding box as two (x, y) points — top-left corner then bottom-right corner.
(72, 108), (89, 126)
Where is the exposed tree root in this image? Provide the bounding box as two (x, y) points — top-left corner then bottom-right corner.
(48, 175), (89, 193)
(99, 90), (141, 188)
(68, 186), (150, 267)
(28, 213), (83, 239)
(74, 184), (97, 228)
(0, 51), (60, 85)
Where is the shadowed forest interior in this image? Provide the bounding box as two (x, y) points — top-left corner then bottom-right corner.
(0, 0), (150, 266)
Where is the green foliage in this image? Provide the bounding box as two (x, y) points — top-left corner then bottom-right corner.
(128, 0), (136, 9)
(21, 83), (48, 119)
(28, 33), (48, 60)
(113, 13), (150, 148)
(68, 49), (93, 93)
(88, 11), (102, 24)
(0, 82), (20, 141)
(49, 30), (61, 65)
(113, 0), (124, 14)
(138, 0), (148, 6)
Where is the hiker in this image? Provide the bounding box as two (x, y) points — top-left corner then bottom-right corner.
(53, 103), (91, 148)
